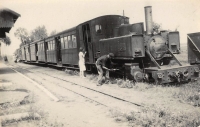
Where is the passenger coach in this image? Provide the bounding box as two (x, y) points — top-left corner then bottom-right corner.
(22, 15), (129, 70)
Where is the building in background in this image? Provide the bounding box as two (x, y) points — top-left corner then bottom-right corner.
(0, 6), (20, 57)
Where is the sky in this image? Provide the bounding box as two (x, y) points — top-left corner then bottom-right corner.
(1, 0), (200, 55)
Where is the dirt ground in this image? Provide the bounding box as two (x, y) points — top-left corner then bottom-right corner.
(0, 61), (128, 127)
(1, 53), (200, 127)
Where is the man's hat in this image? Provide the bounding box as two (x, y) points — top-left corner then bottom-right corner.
(108, 53), (114, 57)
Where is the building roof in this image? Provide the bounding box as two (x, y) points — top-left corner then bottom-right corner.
(0, 7), (21, 17)
(0, 6), (21, 38)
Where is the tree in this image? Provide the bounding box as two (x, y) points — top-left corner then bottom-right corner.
(2, 35), (11, 45)
(14, 27), (30, 45)
(30, 25), (48, 41)
(0, 35), (11, 57)
(152, 22), (162, 34)
(50, 30), (57, 36)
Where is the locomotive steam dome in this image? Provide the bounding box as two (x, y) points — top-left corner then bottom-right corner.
(148, 35), (168, 60)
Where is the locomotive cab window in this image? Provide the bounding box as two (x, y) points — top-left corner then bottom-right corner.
(95, 25), (102, 33)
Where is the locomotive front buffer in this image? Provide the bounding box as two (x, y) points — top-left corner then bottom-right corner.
(144, 65), (199, 84)
(121, 62), (199, 84)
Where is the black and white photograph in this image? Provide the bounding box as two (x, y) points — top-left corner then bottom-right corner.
(0, 0), (200, 126)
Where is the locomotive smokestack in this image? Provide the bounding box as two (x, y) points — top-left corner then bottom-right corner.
(145, 6), (153, 35)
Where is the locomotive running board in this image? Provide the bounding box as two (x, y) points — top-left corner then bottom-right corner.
(144, 65), (199, 84)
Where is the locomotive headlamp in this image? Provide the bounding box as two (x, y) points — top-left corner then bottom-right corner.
(175, 71), (180, 78)
(183, 70), (189, 78)
(157, 73), (163, 79)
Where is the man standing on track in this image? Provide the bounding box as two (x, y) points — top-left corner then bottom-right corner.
(95, 53), (115, 86)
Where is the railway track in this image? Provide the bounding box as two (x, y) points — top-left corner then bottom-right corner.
(8, 63), (144, 113)
(37, 71), (142, 106)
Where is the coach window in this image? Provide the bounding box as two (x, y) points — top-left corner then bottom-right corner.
(61, 37), (64, 49)
(39, 44), (41, 51)
(41, 43), (42, 51)
(68, 35), (73, 48)
(40, 44), (42, 51)
(38, 44), (40, 51)
(50, 41), (52, 50)
(47, 42), (49, 50)
(46, 42), (48, 50)
(72, 35), (77, 48)
(52, 40), (55, 50)
(64, 36), (68, 49)
(125, 18), (129, 24)
(41, 43), (43, 51)
(51, 41), (54, 50)
(95, 25), (102, 33)
(49, 41), (51, 50)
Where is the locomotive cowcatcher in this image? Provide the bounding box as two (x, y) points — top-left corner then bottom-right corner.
(20, 6), (199, 84)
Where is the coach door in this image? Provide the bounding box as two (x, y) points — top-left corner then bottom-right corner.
(81, 23), (94, 63)
(35, 43), (38, 61)
(24, 47), (26, 60)
(56, 37), (62, 63)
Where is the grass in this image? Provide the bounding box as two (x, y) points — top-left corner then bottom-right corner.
(0, 91), (45, 126)
(128, 108), (200, 127)
(64, 69), (79, 76)
(173, 81), (200, 107)
(110, 106), (200, 127)
(109, 76), (200, 126)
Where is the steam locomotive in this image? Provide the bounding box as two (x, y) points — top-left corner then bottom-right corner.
(19, 6), (199, 84)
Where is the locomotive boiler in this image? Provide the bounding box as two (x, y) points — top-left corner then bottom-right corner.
(98, 6), (199, 83)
